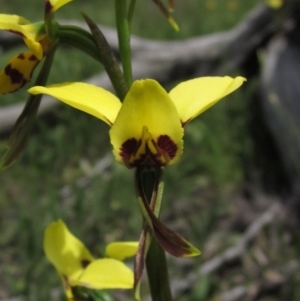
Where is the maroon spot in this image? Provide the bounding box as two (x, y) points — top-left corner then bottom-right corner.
(119, 135), (178, 168)
(45, 0), (52, 14)
(120, 138), (139, 157)
(17, 53), (25, 60)
(81, 259), (91, 268)
(5, 64), (25, 85)
(157, 135), (177, 159)
(29, 55), (38, 61)
(119, 138), (140, 168)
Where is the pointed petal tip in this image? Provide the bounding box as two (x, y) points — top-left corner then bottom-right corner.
(183, 246), (201, 258)
(105, 241), (139, 261)
(29, 82), (121, 126)
(169, 75), (246, 124)
(48, 0), (74, 12)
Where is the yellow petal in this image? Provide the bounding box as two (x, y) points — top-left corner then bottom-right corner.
(0, 15), (45, 42)
(105, 242), (138, 261)
(0, 16), (46, 58)
(266, 0), (283, 9)
(28, 83), (121, 126)
(75, 258), (134, 289)
(0, 14), (30, 26)
(47, 0), (74, 12)
(110, 79), (183, 166)
(0, 51), (40, 94)
(23, 37), (44, 60)
(169, 76), (246, 124)
(44, 220), (94, 281)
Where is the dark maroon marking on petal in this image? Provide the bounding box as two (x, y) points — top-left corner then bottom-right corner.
(120, 135), (178, 168)
(4, 64), (24, 85)
(157, 135), (177, 159)
(17, 53), (25, 60)
(128, 139), (164, 168)
(120, 138), (139, 158)
(29, 55), (38, 61)
(120, 138), (140, 168)
(45, 0), (52, 14)
(81, 259), (91, 268)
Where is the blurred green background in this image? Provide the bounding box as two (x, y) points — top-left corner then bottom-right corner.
(1, 1), (299, 301)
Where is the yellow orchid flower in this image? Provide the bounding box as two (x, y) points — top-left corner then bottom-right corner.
(0, 0), (73, 94)
(44, 220), (138, 300)
(29, 77), (245, 168)
(266, 0), (283, 9)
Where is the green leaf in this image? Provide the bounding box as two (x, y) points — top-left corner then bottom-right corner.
(82, 13), (128, 100)
(0, 94), (41, 169)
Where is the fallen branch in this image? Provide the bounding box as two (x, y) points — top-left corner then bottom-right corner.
(171, 201), (282, 296)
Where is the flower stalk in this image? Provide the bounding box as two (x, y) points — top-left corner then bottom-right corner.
(146, 238), (172, 301)
(114, 0), (133, 87)
(140, 169), (173, 301)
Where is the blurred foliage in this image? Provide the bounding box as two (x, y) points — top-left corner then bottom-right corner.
(0, 1), (299, 301)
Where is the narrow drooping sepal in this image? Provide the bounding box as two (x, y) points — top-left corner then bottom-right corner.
(138, 193), (200, 257)
(135, 168), (200, 257)
(151, 0), (179, 31)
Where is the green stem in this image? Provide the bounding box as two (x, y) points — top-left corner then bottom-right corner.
(146, 238), (172, 301)
(128, 0), (137, 25)
(141, 169), (173, 301)
(114, 0), (133, 86)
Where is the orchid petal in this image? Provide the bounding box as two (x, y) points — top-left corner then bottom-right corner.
(169, 76), (246, 124)
(0, 16), (45, 42)
(0, 14), (30, 27)
(110, 79), (183, 166)
(75, 258), (134, 289)
(48, 0), (74, 12)
(106, 242), (138, 261)
(267, 0), (283, 9)
(0, 51), (40, 94)
(28, 83), (121, 126)
(44, 220), (94, 281)
(23, 37), (44, 60)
